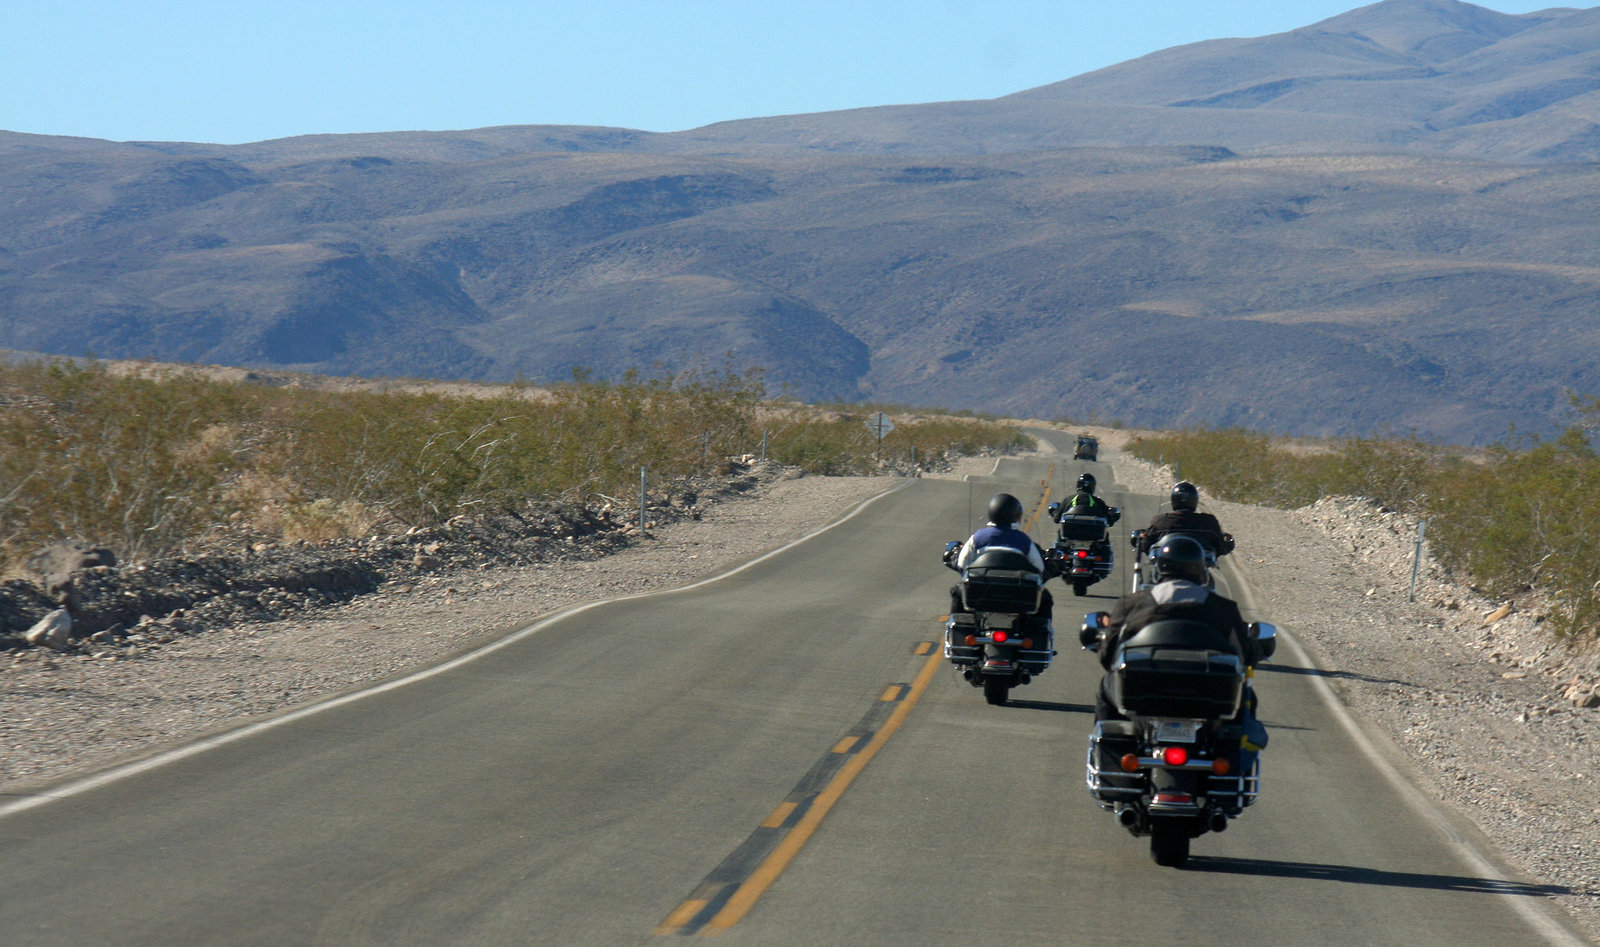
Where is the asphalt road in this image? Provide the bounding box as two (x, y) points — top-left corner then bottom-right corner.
(0, 434), (1588, 945)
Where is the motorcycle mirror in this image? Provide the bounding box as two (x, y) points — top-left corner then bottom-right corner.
(1078, 612), (1107, 649)
(1250, 621), (1278, 661)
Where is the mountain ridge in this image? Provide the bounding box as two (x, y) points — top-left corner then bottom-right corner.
(2, 0), (1599, 443)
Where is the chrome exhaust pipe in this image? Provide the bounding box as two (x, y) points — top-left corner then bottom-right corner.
(1116, 806), (1142, 829)
(1208, 810), (1229, 833)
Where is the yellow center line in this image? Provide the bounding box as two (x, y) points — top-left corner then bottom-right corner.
(831, 735), (861, 755)
(913, 640), (934, 656)
(702, 649), (944, 933)
(657, 898), (709, 934)
(879, 684), (905, 702)
(1025, 463), (1055, 533)
(761, 801), (799, 829)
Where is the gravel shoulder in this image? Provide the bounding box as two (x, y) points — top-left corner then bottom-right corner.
(4, 441), (1597, 941)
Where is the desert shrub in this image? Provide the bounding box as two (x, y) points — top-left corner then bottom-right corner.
(767, 417), (876, 475)
(1126, 420), (1600, 641)
(0, 360), (256, 564)
(766, 414), (1027, 475)
(0, 358), (1021, 574)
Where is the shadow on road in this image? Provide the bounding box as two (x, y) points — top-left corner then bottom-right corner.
(1185, 856), (1572, 897)
(1005, 699), (1094, 714)
(1257, 663), (1415, 688)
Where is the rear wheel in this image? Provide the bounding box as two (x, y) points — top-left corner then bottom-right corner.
(1072, 580), (1089, 596)
(1150, 823), (1190, 867)
(982, 677), (1010, 705)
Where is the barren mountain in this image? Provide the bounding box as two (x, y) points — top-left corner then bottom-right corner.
(3, 0), (1599, 442)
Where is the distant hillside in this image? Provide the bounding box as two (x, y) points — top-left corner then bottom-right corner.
(3, 0), (1599, 443)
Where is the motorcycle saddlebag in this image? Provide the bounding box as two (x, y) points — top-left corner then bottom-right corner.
(1086, 720), (1143, 805)
(1111, 620), (1244, 719)
(944, 613), (981, 666)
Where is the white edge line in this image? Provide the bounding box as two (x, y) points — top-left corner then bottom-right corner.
(0, 478), (916, 820)
(962, 456), (1004, 481)
(1223, 559), (1589, 947)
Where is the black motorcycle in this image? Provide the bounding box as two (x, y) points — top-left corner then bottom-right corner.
(942, 543), (1056, 705)
(1128, 528), (1231, 593)
(1049, 501), (1119, 597)
(1079, 615), (1276, 867)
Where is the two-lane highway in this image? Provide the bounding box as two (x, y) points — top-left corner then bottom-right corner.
(0, 437), (1587, 945)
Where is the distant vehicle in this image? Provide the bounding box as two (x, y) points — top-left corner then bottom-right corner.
(1073, 435), (1099, 461)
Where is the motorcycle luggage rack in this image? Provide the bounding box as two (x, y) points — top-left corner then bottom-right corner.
(1016, 638), (1053, 674)
(1085, 722), (1144, 807)
(943, 614), (981, 665)
(1207, 760), (1261, 811)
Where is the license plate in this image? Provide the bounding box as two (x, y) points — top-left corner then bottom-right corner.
(1154, 721), (1200, 743)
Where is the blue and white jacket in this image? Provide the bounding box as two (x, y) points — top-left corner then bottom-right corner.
(956, 522), (1046, 574)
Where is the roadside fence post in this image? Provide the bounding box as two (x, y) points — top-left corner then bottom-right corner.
(1409, 519), (1428, 602)
(640, 466), (648, 533)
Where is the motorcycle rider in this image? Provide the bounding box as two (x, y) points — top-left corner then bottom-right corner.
(1086, 535), (1267, 790)
(946, 492), (1054, 629)
(1055, 472), (1120, 526)
(1053, 472), (1119, 563)
(1139, 481), (1233, 556)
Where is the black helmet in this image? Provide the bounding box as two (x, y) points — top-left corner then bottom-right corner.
(1152, 535), (1208, 584)
(1076, 472), (1096, 493)
(1171, 481), (1199, 512)
(987, 493), (1024, 527)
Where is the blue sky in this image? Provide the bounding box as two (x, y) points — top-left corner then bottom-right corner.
(0, 0), (1575, 145)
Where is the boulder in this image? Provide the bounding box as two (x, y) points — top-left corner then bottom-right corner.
(26, 543), (118, 614)
(24, 608), (72, 651)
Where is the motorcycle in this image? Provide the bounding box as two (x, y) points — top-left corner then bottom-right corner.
(942, 541), (1057, 705)
(1128, 528), (1231, 593)
(1079, 614), (1276, 867)
(1048, 501), (1118, 597)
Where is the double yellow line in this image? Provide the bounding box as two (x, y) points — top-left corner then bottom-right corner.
(655, 646), (944, 935)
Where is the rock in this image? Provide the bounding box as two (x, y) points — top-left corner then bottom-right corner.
(1566, 682), (1600, 708)
(1484, 603), (1513, 625)
(26, 542), (118, 616)
(24, 609), (73, 651)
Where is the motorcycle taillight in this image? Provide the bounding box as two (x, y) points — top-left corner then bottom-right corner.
(1161, 746), (1189, 766)
(992, 630), (1009, 644)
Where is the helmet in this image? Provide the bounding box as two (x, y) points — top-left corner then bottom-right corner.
(1152, 535), (1208, 584)
(1171, 481), (1199, 512)
(1076, 473), (1097, 494)
(987, 493), (1024, 526)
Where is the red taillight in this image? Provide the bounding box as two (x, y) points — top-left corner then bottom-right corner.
(991, 630), (1009, 643)
(1161, 746), (1189, 766)
(1074, 549), (1089, 559)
